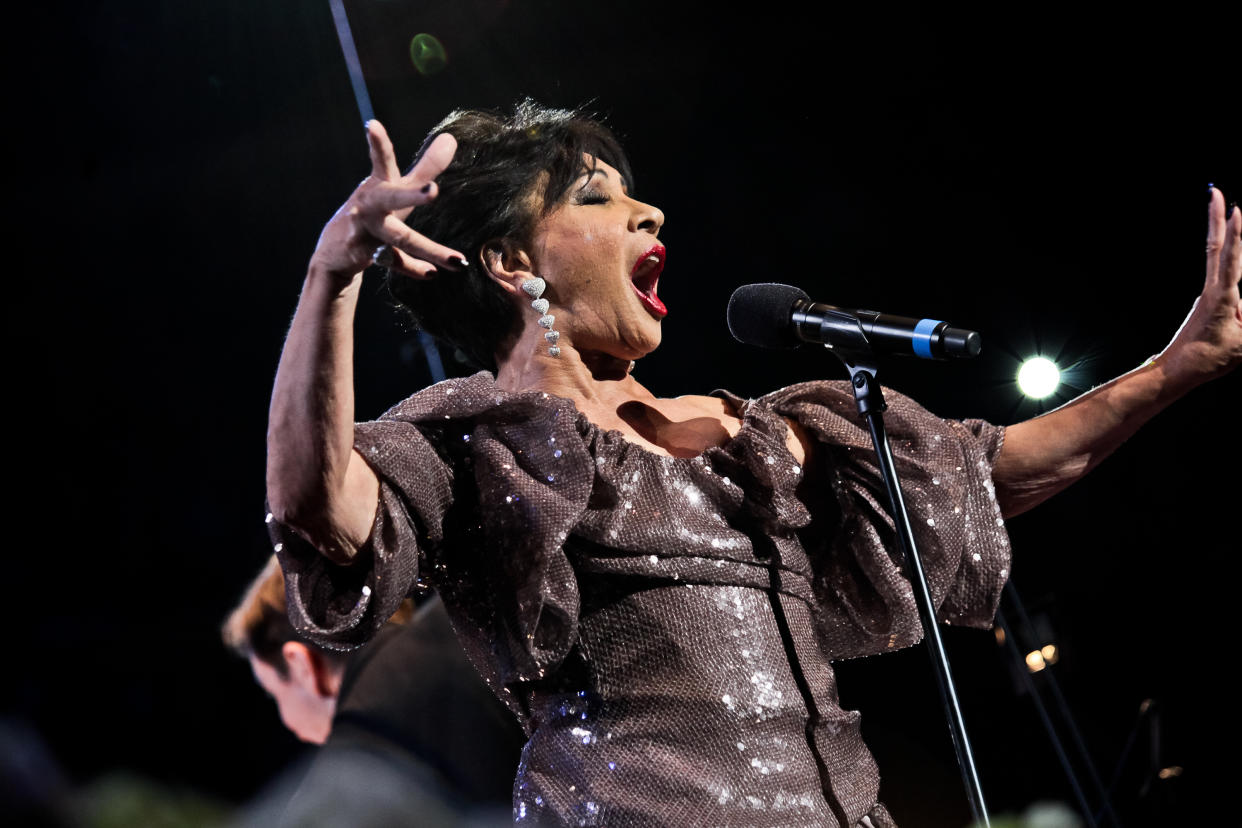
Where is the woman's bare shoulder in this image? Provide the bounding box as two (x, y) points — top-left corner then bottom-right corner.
(669, 393), (810, 466)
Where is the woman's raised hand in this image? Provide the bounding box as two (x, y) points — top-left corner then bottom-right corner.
(994, 189), (1239, 518)
(1158, 187), (1242, 388)
(310, 120), (468, 281)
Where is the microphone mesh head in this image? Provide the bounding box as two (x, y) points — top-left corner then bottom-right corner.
(726, 283), (809, 349)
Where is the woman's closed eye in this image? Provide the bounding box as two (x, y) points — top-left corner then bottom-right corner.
(574, 186), (610, 205)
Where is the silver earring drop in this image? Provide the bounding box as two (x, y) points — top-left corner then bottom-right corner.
(521, 277), (561, 357)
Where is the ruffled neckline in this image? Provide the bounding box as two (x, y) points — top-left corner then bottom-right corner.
(472, 372), (793, 469)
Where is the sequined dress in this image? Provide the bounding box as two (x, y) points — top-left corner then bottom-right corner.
(271, 372), (1011, 827)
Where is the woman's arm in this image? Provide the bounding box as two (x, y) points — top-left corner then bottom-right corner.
(266, 121), (465, 563)
(994, 187), (1241, 518)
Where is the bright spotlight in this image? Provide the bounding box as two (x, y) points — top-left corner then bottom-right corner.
(1018, 357), (1060, 399)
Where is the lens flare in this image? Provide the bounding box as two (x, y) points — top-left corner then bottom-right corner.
(409, 34), (448, 76)
(1017, 357), (1060, 399)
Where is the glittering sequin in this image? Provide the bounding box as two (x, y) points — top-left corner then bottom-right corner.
(271, 373), (1009, 828)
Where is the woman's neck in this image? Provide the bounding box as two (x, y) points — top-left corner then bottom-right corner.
(493, 326), (652, 409)
(493, 325), (750, 460)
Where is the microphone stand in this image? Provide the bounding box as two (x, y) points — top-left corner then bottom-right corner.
(819, 311), (991, 827)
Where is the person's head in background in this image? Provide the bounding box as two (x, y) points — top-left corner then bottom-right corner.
(222, 555), (412, 743)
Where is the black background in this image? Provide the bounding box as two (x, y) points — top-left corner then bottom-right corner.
(7, 1), (1239, 825)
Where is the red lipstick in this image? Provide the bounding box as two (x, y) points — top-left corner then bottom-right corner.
(630, 244), (667, 318)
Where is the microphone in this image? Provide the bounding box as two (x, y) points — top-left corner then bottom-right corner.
(727, 283), (981, 359)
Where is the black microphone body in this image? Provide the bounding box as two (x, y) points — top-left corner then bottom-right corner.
(727, 283), (981, 360)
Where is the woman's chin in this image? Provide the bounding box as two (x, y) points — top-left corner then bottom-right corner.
(585, 321), (661, 357)
(622, 326), (662, 361)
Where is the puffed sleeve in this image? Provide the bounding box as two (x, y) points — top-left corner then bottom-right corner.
(765, 380), (1011, 659)
(268, 416), (453, 651)
(268, 372), (592, 689)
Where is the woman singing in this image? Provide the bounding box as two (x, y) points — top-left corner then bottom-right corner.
(264, 102), (1241, 826)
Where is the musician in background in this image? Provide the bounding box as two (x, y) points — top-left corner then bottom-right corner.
(223, 555), (525, 826)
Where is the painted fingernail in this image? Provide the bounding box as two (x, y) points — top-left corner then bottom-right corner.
(421, 183), (433, 194)
(455, 256), (470, 268)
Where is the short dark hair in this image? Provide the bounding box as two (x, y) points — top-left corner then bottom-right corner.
(386, 100), (634, 372)
(222, 556), (316, 677)
(222, 556), (413, 677)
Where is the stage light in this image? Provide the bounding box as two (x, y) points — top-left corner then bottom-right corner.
(1040, 643), (1059, 665)
(1017, 357), (1060, 398)
(410, 33), (447, 75)
(993, 627), (1006, 646)
(1024, 649), (1047, 673)
(1158, 767), (1183, 779)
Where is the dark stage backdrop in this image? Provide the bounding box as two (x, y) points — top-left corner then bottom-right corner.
(7, 1), (1238, 825)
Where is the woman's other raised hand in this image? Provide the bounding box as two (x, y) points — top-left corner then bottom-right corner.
(1157, 186), (1242, 389)
(309, 120), (468, 281)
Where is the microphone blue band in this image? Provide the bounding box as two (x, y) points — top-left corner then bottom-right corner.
(912, 318), (942, 359)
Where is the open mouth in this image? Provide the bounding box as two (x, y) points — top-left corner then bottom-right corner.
(630, 244), (668, 318)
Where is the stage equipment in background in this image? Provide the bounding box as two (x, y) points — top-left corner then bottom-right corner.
(328, 0), (374, 123)
(1102, 699), (1174, 818)
(999, 578), (1181, 826)
(729, 282), (992, 826)
(996, 582), (1119, 827)
(328, 0), (446, 384)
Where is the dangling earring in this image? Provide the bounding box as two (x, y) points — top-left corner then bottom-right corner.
(521, 277), (561, 357)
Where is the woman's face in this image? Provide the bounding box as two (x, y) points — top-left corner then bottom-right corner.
(526, 156), (666, 360)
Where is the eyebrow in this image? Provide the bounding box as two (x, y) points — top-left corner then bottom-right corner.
(577, 166), (608, 184)
(576, 165), (630, 193)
